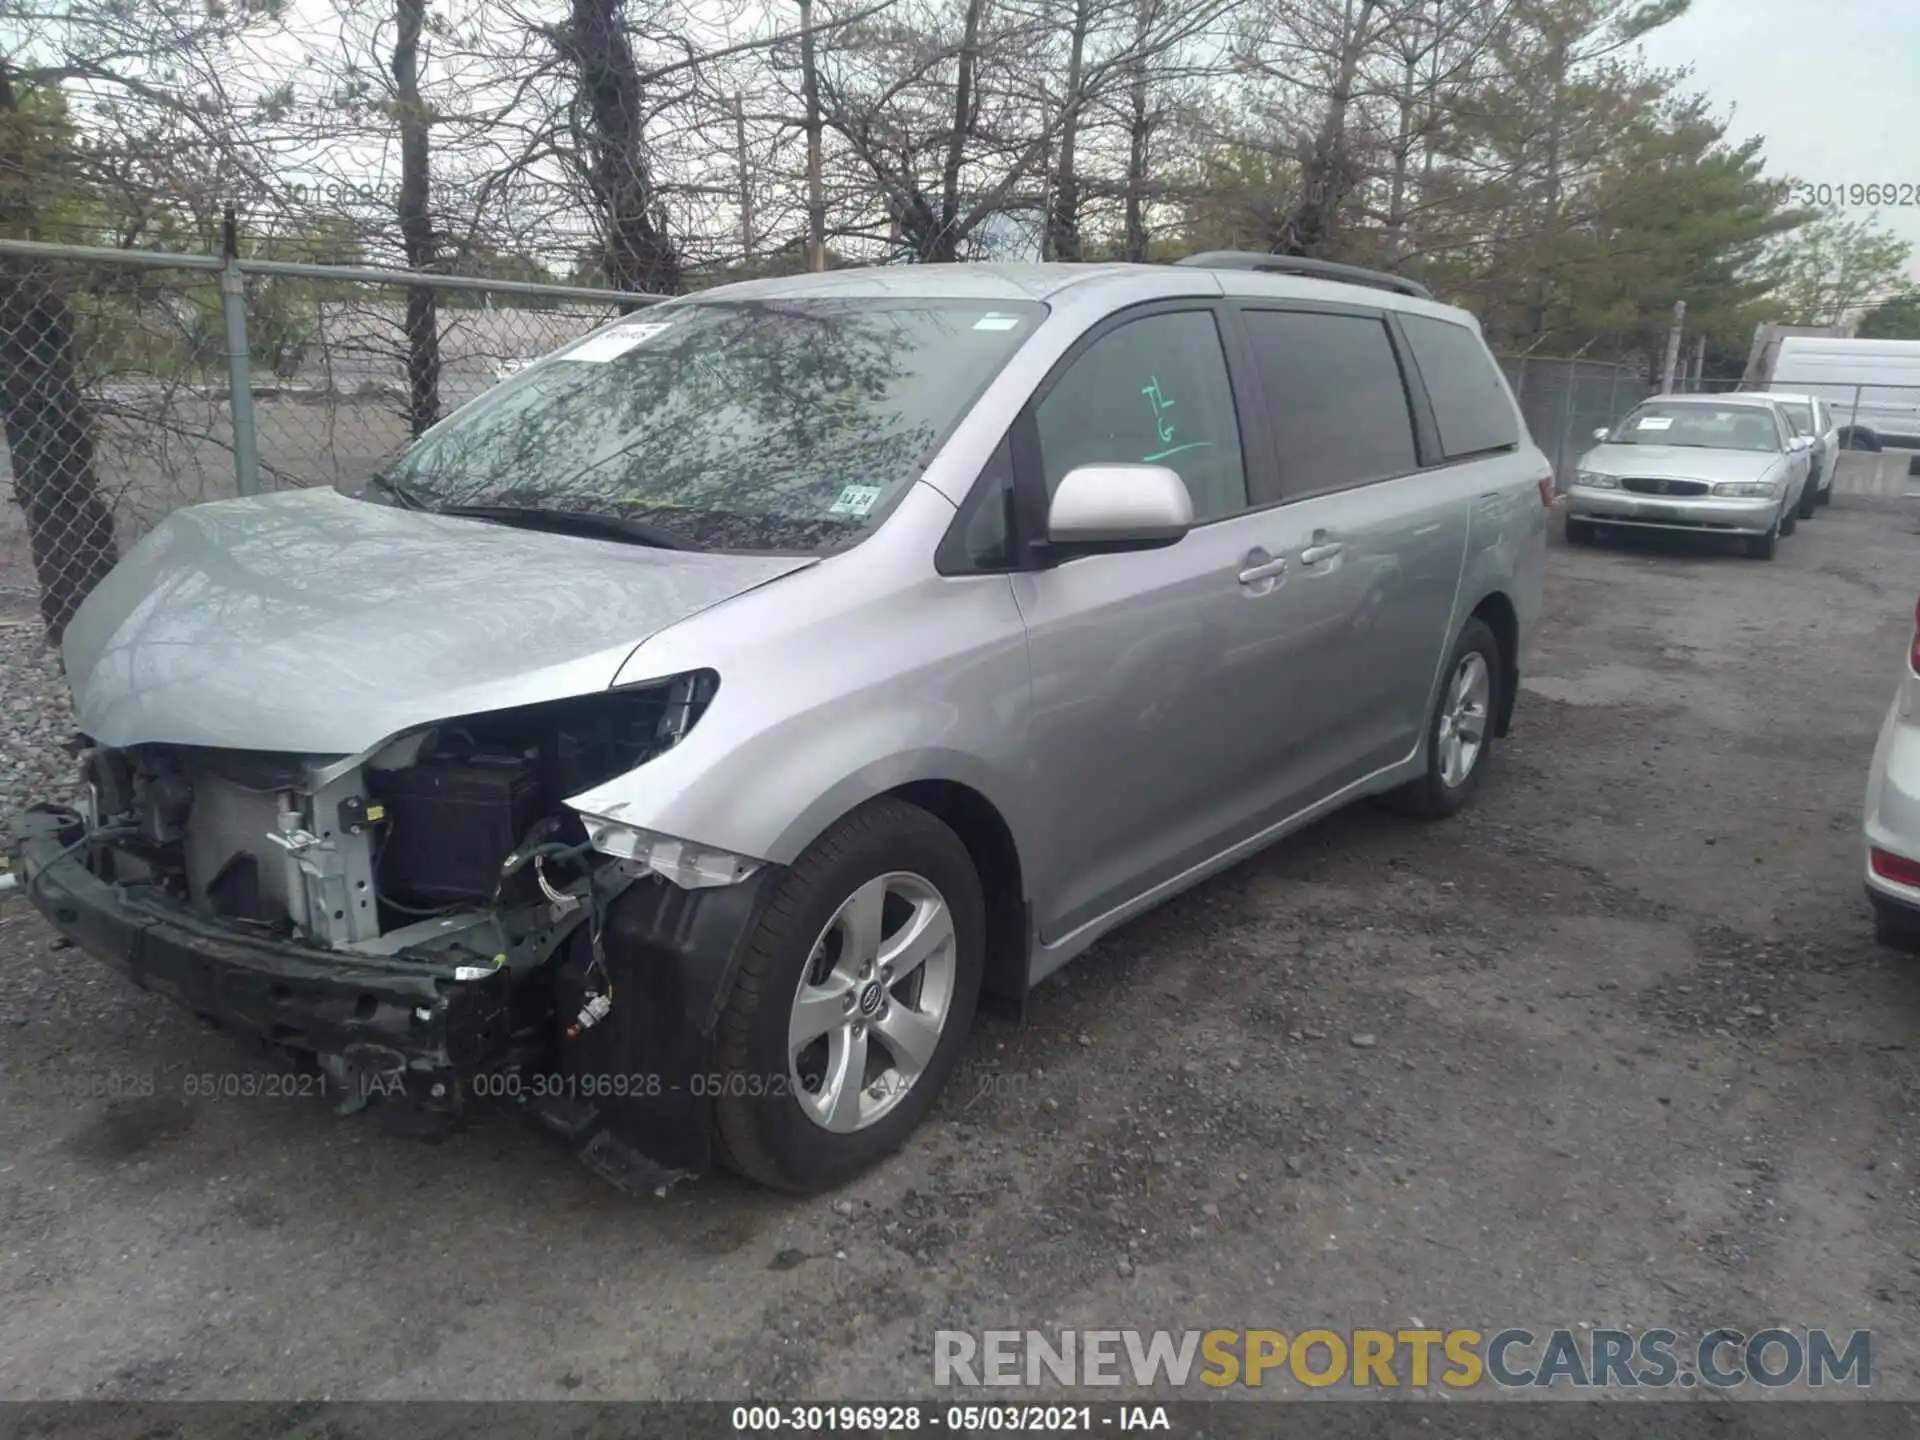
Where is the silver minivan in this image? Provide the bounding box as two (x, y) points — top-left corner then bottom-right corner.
(5, 254), (1550, 1193)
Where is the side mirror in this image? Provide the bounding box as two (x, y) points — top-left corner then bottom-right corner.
(1789, 434), (1813, 452)
(1044, 464), (1194, 555)
(1592, 427), (1611, 441)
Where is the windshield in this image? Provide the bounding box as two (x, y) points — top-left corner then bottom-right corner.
(378, 297), (1046, 552)
(1607, 403), (1782, 453)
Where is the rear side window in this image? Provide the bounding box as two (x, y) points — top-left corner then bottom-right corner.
(1241, 309), (1417, 494)
(1398, 313), (1520, 459)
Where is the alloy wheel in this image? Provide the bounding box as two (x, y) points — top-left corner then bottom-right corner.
(1437, 651), (1491, 788)
(787, 872), (958, 1133)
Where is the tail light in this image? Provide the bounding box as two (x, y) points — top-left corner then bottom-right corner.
(1910, 597), (1920, 675)
(1872, 847), (1920, 888)
(1537, 469), (1557, 507)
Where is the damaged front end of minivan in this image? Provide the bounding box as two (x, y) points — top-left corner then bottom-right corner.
(6, 669), (783, 1192)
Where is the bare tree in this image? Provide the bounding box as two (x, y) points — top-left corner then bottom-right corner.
(548, 0), (686, 291)
(392, 0), (442, 434)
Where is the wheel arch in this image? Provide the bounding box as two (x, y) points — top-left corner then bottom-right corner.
(759, 762), (1034, 1012)
(1468, 590), (1520, 738)
(888, 779), (1030, 1011)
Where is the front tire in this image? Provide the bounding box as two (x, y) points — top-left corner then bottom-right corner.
(711, 797), (985, 1193)
(1565, 516), (1596, 546)
(1779, 500), (1798, 537)
(1383, 618), (1501, 821)
(1797, 479), (1818, 519)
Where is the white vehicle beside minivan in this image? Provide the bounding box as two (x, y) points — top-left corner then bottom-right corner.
(1864, 598), (1920, 950)
(1770, 336), (1920, 452)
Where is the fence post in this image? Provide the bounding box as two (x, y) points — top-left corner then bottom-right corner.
(1660, 300), (1686, 394)
(219, 208), (261, 497)
(1557, 361), (1578, 480)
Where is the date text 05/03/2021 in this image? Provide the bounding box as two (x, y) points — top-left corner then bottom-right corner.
(729, 1404), (1170, 1432)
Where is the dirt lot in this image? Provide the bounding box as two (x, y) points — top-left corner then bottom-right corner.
(3, 495), (1920, 1408)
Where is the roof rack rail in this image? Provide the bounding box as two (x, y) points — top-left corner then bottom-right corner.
(1174, 250), (1433, 301)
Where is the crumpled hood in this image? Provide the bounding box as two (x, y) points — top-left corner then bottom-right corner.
(62, 488), (815, 755)
(1580, 442), (1782, 485)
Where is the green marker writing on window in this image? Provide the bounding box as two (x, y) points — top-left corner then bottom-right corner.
(1138, 374), (1214, 463)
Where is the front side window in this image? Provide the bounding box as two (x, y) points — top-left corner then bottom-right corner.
(382, 298), (1044, 552)
(1777, 400), (1814, 434)
(1608, 403), (1782, 453)
(1242, 308), (1418, 495)
(1032, 310), (1249, 523)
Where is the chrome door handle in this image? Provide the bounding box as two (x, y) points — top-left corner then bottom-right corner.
(1238, 556), (1288, 585)
(1300, 541), (1344, 565)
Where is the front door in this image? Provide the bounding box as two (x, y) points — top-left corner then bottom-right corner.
(1010, 305), (1313, 945)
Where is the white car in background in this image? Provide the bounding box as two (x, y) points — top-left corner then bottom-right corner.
(1764, 391), (1839, 514)
(1865, 599), (1920, 950)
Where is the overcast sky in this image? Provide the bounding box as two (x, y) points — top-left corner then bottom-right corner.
(1639, 0), (1920, 280)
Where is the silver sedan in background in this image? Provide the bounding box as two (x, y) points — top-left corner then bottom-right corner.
(1565, 395), (1814, 559)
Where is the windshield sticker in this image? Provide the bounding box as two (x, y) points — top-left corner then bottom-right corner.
(1635, 415), (1674, 430)
(828, 484), (884, 518)
(973, 313), (1022, 332)
(562, 322), (671, 363)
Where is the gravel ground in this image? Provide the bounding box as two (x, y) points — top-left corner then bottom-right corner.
(0, 581), (76, 834)
(2, 498), (1920, 1417)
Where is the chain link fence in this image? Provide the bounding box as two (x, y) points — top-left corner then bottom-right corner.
(0, 236), (646, 640)
(1497, 354), (1655, 491)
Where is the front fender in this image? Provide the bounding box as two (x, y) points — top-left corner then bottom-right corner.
(567, 636), (1034, 870)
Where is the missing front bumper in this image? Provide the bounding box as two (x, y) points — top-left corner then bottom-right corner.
(10, 806), (510, 1108)
(6, 806), (787, 1192)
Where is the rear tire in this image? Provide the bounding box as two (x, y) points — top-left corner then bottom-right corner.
(711, 797), (985, 1194)
(1381, 618), (1501, 822)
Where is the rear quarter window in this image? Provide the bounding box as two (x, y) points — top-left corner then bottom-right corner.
(1398, 313), (1520, 460)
